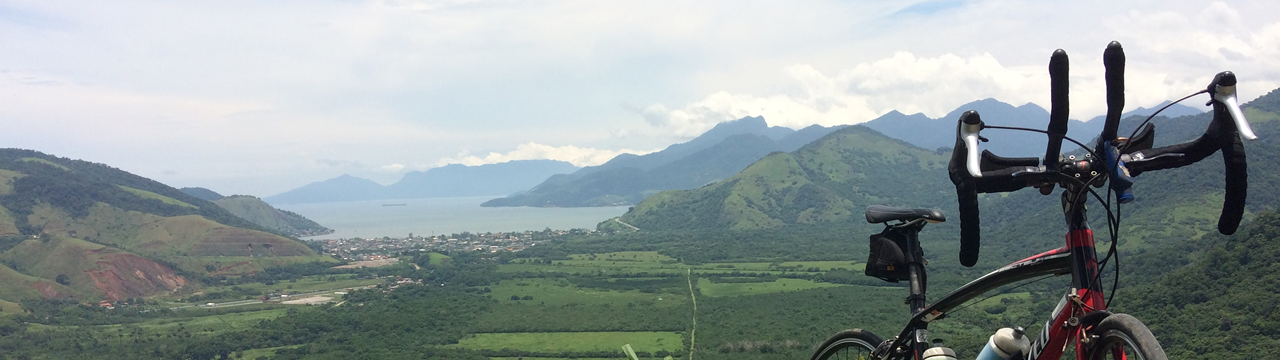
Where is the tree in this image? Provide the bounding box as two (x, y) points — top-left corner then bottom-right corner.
(55, 274), (70, 285)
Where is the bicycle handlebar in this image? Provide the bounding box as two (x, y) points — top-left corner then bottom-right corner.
(946, 42), (1258, 267)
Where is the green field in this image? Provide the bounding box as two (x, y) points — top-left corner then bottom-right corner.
(0, 298), (21, 316)
(235, 345), (302, 359)
(451, 331), (684, 353)
(486, 278), (687, 307)
(696, 277), (845, 297)
(504, 251), (862, 277)
(176, 274), (381, 302)
(426, 252), (452, 265)
(118, 185), (197, 208)
(25, 307), (289, 338)
(693, 260), (862, 272)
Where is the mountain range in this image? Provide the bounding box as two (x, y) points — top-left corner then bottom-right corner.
(611, 88), (1279, 240)
(0, 150), (330, 303)
(482, 116), (846, 207)
(180, 187), (334, 237)
(262, 101), (1202, 209)
(861, 99), (1204, 157)
(263, 160), (580, 205)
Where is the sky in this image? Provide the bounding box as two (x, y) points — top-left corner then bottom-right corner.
(3, 0), (1279, 197)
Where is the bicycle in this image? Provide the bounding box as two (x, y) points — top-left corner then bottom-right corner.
(810, 41), (1257, 360)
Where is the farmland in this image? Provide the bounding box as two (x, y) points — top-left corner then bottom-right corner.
(0, 245), (1038, 359)
(450, 331), (684, 353)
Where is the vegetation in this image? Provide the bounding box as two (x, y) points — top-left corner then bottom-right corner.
(3, 89), (1280, 359)
(212, 195), (333, 237)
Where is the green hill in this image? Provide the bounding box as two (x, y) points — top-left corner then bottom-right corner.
(212, 195), (333, 237)
(484, 117), (843, 207)
(0, 234), (183, 301)
(0, 149), (333, 304)
(1114, 210), (1280, 358)
(617, 125), (949, 231)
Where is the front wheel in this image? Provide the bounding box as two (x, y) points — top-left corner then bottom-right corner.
(1085, 313), (1168, 360)
(811, 329), (881, 360)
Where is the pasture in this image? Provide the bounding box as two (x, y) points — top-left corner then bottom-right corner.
(486, 278), (687, 307)
(696, 277), (845, 297)
(451, 331), (685, 353)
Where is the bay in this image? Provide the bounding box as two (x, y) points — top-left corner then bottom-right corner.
(276, 196), (628, 240)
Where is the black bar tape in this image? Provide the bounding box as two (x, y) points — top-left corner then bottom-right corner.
(1219, 116), (1248, 235)
(1046, 49), (1069, 167)
(949, 117), (981, 267)
(1101, 41), (1125, 144)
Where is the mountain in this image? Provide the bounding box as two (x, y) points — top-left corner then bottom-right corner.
(0, 149), (329, 303)
(179, 187), (224, 201)
(264, 174), (389, 204)
(212, 195), (334, 237)
(179, 187), (333, 237)
(483, 117), (846, 207)
(263, 160), (579, 205)
(615, 125), (949, 231)
(862, 99), (1204, 158)
(614, 88), (1280, 240)
(386, 160), (579, 198)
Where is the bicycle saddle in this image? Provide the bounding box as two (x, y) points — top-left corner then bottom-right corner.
(865, 205), (946, 224)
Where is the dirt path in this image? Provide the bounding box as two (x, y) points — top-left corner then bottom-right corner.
(614, 218), (640, 231)
(687, 268), (697, 360)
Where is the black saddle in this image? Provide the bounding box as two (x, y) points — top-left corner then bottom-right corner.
(865, 205), (946, 224)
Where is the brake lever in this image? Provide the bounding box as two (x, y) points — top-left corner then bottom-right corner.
(1208, 71), (1257, 141)
(960, 111), (984, 178)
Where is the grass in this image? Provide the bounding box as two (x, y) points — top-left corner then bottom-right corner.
(135, 308), (289, 335)
(0, 204), (17, 235)
(0, 169), (23, 196)
(166, 254), (338, 276)
(486, 278), (687, 307)
(451, 331), (684, 353)
(692, 260), (861, 272)
(172, 274), (381, 302)
(235, 345), (302, 359)
(426, 252), (452, 265)
(505, 251), (862, 277)
(490, 358), (619, 360)
(19, 157), (69, 171)
(696, 277), (845, 297)
(25, 307), (290, 338)
(0, 298), (22, 316)
(118, 185), (197, 209)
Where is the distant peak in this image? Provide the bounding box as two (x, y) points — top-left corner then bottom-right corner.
(1015, 102), (1047, 112)
(711, 116), (769, 130)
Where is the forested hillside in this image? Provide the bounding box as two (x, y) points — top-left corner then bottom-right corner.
(0, 149), (331, 304)
(617, 125), (950, 231)
(483, 117), (845, 207)
(212, 196), (333, 237)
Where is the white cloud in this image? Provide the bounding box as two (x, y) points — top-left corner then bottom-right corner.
(638, 52), (1044, 136)
(640, 0), (1280, 136)
(436, 142), (656, 168)
(380, 163), (406, 172)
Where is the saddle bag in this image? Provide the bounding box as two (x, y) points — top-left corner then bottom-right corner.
(865, 227), (912, 282)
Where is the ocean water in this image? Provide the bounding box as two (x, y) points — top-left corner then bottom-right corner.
(275, 196), (629, 240)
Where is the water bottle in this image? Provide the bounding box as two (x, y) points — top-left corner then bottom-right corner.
(923, 345), (957, 360)
(975, 327), (1030, 360)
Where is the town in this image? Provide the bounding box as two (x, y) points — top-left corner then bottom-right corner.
(311, 228), (597, 261)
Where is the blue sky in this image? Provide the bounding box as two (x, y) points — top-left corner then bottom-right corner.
(2, 0), (1278, 196)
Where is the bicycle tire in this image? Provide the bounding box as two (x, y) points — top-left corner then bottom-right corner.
(811, 329), (882, 360)
(1085, 313), (1168, 360)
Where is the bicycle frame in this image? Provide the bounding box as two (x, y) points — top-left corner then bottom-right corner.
(882, 187), (1109, 360)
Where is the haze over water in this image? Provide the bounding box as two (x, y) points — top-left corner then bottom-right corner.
(278, 196), (629, 239)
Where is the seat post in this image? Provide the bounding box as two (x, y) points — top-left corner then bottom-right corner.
(898, 225), (928, 314)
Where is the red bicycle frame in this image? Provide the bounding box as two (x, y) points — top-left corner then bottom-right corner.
(881, 190), (1112, 360)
